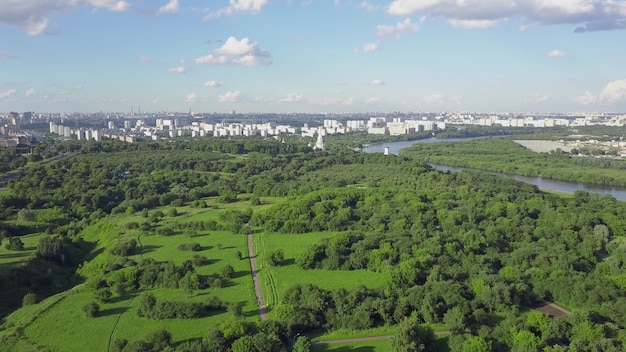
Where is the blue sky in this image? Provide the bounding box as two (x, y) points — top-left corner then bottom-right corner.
(1, 0), (625, 113)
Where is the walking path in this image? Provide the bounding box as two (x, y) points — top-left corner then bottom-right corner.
(312, 331), (454, 346)
(247, 232), (267, 321)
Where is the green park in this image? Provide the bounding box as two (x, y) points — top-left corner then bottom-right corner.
(2, 127), (626, 351)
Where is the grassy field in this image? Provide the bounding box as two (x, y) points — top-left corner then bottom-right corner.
(313, 339), (392, 352)
(0, 233), (44, 267)
(3, 198), (263, 351)
(255, 231), (386, 315)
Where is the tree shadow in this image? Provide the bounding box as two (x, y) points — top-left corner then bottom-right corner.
(141, 245), (161, 254)
(0, 252), (30, 260)
(98, 306), (128, 317)
(231, 270), (249, 279)
(283, 258), (296, 266)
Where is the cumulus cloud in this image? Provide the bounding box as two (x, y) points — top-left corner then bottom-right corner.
(186, 93), (198, 103)
(546, 49), (567, 58)
(423, 94), (443, 104)
(194, 37), (271, 66)
(371, 79), (385, 86)
(574, 79), (626, 105)
(385, 0), (626, 32)
(376, 18), (421, 38)
(364, 96), (381, 104)
(279, 93), (303, 103)
(25, 88), (36, 97)
(359, 1), (379, 11)
(168, 66), (186, 74)
(203, 81), (224, 87)
(448, 19), (500, 29)
(218, 90), (241, 103)
(204, 0), (268, 20)
(355, 42), (379, 53)
(0, 89), (17, 99)
(156, 0), (178, 15)
(0, 0), (130, 35)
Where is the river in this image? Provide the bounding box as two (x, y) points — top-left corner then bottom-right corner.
(362, 138), (626, 201)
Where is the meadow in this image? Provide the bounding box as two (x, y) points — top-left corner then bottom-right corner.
(3, 197), (263, 351)
(254, 231), (386, 314)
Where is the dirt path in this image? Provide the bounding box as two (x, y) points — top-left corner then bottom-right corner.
(247, 232), (267, 321)
(535, 300), (571, 318)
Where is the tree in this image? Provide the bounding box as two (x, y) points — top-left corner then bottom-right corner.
(221, 264), (235, 279)
(228, 301), (245, 318)
(83, 301), (100, 318)
(390, 318), (438, 352)
(17, 208), (36, 222)
(462, 336), (490, 352)
(22, 292), (37, 306)
(5, 236), (24, 251)
(292, 335), (312, 352)
(444, 306), (466, 334)
(268, 249), (285, 266)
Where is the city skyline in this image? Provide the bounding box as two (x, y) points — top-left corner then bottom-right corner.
(1, 0), (625, 113)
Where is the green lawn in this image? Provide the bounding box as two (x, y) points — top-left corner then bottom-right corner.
(254, 232), (386, 314)
(11, 200), (262, 351)
(313, 339), (392, 352)
(0, 233), (44, 267)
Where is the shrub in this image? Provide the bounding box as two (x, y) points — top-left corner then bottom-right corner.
(22, 292), (37, 306)
(83, 301), (100, 318)
(178, 242), (201, 251)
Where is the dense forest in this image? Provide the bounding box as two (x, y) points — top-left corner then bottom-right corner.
(2, 136), (626, 351)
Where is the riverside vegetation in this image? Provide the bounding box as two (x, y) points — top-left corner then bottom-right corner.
(1, 135), (626, 351)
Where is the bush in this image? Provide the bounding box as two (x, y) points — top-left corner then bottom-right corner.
(111, 239), (139, 256)
(192, 255), (209, 266)
(83, 301), (100, 318)
(17, 208), (36, 222)
(5, 236), (24, 251)
(267, 249), (285, 266)
(221, 265), (235, 279)
(22, 292), (37, 306)
(167, 208), (178, 217)
(178, 243), (201, 251)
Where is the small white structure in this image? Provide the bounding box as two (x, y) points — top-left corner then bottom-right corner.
(314, 133), (325, 151)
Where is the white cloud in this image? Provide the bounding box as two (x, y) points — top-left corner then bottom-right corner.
(364, 96), (380, 104)
(205, 0), (268, 19)
(546, 49), (567, 58)
(447, 19), (500, 29)
(573, 79), (626, 105)
(168, 66), (186, 74)
(423, 94), (443, 104)
(535, 94), (550, 102)
(156, 0), (178, 14)
(385, 0), (626, 32)
(194, 37), (271, 66)
(0, 89), (17, 99)
(203, 81), (224, 87)
(573, 91), (597, 105)
(599, 79), (626, 103)
(186, 93), (198, 103)
(0, 0), (130, 35)
(355, 42), (379, 53)
(279, 93), (303, 103)
(371, 79), (385, 86)
(359, 1), (379, 11)
(376, 18), (420, 38)
(25, 88), (36, 97)
(218, 90), (241, 103)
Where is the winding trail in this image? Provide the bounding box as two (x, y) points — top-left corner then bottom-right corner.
(247, 232), (268, 321)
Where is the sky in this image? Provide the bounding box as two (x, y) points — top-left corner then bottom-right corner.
(0, 0), (625, 114)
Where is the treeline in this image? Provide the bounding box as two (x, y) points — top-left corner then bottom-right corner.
(400, 137), (626, 187)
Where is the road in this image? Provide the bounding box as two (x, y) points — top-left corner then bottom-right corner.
(247, 231), (268, 321)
